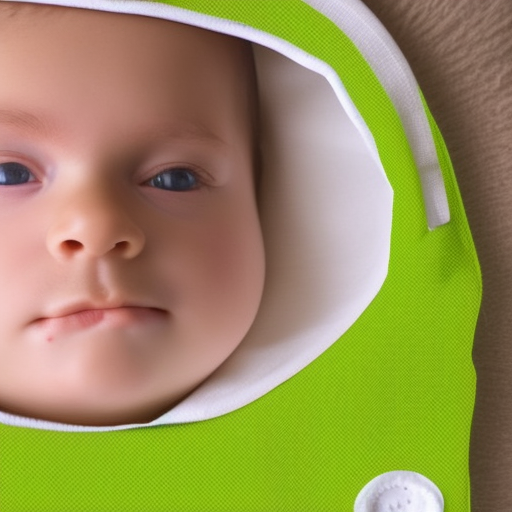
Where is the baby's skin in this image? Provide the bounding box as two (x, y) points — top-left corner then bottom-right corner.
(0, 4), (265, 426)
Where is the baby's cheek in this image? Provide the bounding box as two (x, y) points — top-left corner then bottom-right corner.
(184, 219), (263, 328)
(208, 213), (262, 289)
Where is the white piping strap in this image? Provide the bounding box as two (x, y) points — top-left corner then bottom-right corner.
(304, 0), (451, 229)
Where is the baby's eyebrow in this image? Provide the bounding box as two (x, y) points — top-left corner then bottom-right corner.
(0, 108), (57, 138)
(135, 122), (226, 148)
(0, 108), (226, 148)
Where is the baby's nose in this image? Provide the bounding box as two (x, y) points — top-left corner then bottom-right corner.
(45, 191), (145, 261)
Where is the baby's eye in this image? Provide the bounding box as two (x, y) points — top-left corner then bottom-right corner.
(146, 167), (199, 192)
(0, 162), (35, 185)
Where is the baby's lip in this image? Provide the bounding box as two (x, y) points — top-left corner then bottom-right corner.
(40, 301), (167, 321)
(32, 303), (169, 341)
(31, 302), (169, 338)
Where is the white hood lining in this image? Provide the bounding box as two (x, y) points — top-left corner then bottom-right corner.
(1, 0), (393, 431)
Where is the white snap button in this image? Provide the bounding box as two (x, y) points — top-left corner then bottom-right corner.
(354, 471), (443, 512)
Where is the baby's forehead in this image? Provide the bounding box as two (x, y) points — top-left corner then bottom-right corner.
(0, 2), (259, 164)
(1, 3), (255, 78)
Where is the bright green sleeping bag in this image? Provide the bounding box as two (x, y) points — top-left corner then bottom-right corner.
(0, 1), (481, 510)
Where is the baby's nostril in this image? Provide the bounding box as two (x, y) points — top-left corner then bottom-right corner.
(65, 240), (83, 251)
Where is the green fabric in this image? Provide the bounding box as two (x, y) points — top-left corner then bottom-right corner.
(0, 1), (480, 511)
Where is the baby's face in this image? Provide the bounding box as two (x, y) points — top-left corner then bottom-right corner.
(0, 6), (265, 426)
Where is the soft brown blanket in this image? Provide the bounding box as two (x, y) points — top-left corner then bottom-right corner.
(361, 1), (512, 510)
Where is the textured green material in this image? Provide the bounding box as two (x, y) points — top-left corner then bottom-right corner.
(0, 1), (480, 511)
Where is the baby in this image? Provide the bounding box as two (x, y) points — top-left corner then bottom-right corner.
(0, 3), (265, 426)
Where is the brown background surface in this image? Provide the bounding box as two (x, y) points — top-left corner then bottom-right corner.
(359, 1), (512, 510)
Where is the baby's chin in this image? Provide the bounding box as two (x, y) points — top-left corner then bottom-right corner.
(0, 331), (246, 427)
(0, 382), (189, 427)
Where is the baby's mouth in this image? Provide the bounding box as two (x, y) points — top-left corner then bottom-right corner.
(33, 305), (168, 338)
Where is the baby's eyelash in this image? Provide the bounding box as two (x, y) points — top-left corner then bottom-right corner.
(145, 166), (208, 192)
